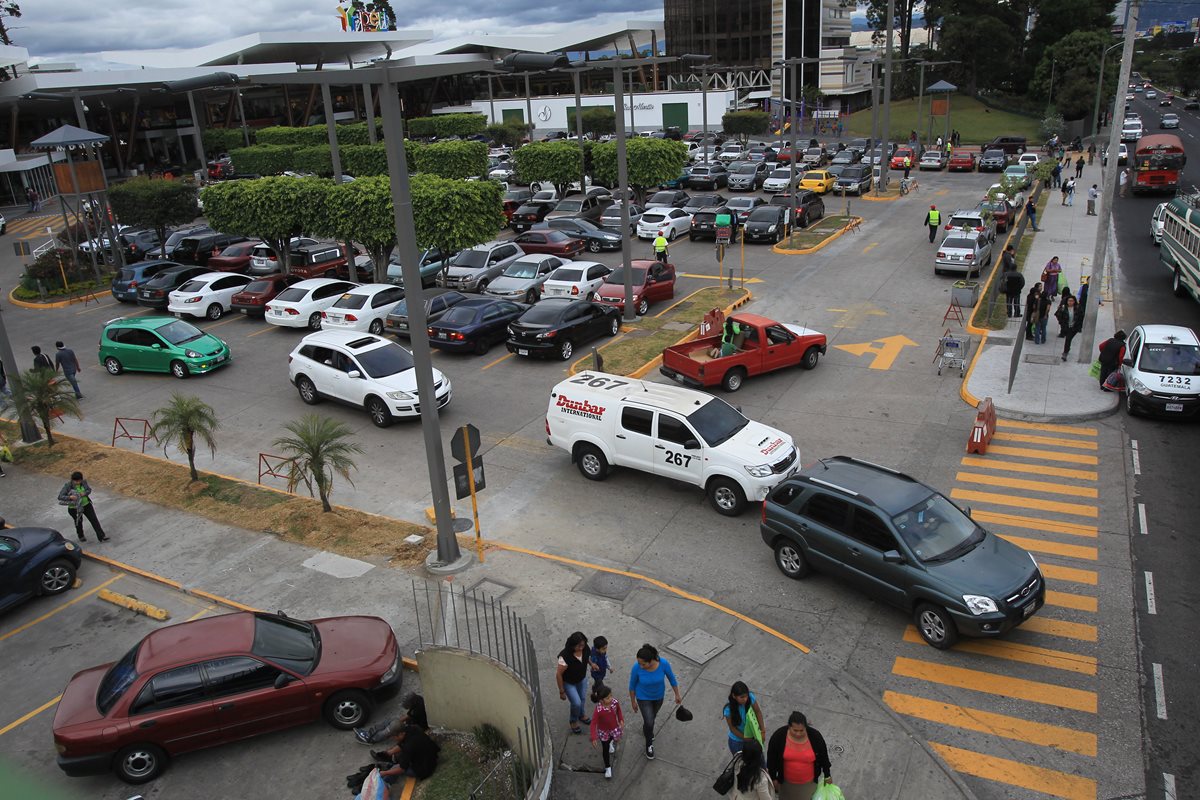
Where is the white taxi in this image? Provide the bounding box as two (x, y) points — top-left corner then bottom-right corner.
(1122, 325), (1200, 418)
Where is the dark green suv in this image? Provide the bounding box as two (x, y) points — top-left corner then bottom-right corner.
(760, 456), (1043, 649)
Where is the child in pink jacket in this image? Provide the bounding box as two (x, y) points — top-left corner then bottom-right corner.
(589, 683), (624, 779)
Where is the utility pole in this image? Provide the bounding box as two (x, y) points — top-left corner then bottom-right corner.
(878, 0), (896, 195)
(613, 63), (636, 323)
(1093, 42), (1123, 138)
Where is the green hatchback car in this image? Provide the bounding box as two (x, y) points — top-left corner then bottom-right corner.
(98, 316), (231, 379)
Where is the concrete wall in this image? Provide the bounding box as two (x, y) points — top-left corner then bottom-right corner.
(442, 90), (740, 132)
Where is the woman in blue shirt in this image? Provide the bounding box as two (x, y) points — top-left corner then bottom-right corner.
(724, 681), (765, 757)
(627, 643), (682, 760)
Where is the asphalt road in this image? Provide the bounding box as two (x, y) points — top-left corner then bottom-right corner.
(1111, 88), (1200, 800)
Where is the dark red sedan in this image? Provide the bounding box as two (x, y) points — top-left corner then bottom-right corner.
(53, 611), (401, 784)
(206, 241), (260, 273)
(512, 229), (585, 258)
(231, 273), (303, 316)
(596, 260), (676, 316)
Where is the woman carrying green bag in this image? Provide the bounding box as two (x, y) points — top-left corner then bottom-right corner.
(766, 711), (832, 800)
(724, 681), (766, 757)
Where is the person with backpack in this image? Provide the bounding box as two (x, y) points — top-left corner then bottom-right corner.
(31, 345), (53, 372)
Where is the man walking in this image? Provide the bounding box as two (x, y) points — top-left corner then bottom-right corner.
(652, 231), (669, 264)
(1065, 178), (1076, 207)
(1087, 142), (1096, 165)
(57, 471), (109, 542)
(1002, 247), (1025, 319)
(31, 345), (53, 372)
(54, 341), (84, 399)
(1087, 184), (1099, 215)
(924, 205), (941, 243)
(1075, 155), (1085, 179)
(1025, 197), (1039, 231)
(1119, 169), (1129, 197)
(1051, 162), (1062, 189)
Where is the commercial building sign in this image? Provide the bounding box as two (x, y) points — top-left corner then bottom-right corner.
(336, 3), (393, 32)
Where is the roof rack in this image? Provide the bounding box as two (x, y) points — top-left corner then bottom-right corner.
(827, 454), (915, 480)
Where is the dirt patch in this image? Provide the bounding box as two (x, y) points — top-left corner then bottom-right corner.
(413, 729), (521, 800)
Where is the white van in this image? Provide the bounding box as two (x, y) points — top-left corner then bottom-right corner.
(1122, 325), (1200, 418)
(546, 372), (799, 515)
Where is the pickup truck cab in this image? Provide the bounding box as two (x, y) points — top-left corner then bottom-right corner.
(660, 313), (827, 392)
(546, 371), (800, 515)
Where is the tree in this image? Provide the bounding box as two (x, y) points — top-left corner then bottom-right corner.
(149, 393), (219, 483)
(591, 139), (688, 202)
(865, 0), (921, 62)
(409, 174), (506, 263)
(2, 369), (81, 447)
(324, 176), (397, 283)
(413, 141), (488, 180)
(1029, 30), (1119, 120)
(201, 177), (330, 270)
(0, 0), (21, 78)
(581, 107), (616, 138)
(273, 415), (363, 513)
(936, 11), (1021, 95)
(1023, 0), (1118, 92)
(486, 122), (526, 148)
(108, 178), (200, 257)
(722, 111), (770, 144)
(511, 142), (584, 197)
(1177, 48), (1200, 96)
(202, 128), (248, 155)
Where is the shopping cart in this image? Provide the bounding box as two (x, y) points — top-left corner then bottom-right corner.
(934, 330), (968, 376)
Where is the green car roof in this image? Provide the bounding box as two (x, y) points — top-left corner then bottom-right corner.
(103, 315), (188, 330)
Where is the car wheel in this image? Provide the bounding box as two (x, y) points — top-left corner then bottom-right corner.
(575, 442), (610, 481)
(476, 279), (489, 294)
(368, 318), (384, 335)
(323, 689), (372, 730)
(801, 346), (820, 370)
(103, 356), (123, 375)
(708, 476), (746, 516)
(296, 375), (320, 405)
(636, 298), (649, 316)
(722, 367), (746, 392)
(607, 316), (620, 336)
(1125, 389), (1138, 416)
(773, 540), (810, 579)
(38, 559), (76, 595)
(308, 312), (323, 330)
(474, 337), (490, 356)
(170, 360), (189, 379)
(525, 289), (539, 304)
(558, 339), (574, 361)
(114, 743), (168, 785)
(666, 227), (677, 242)
(588, 240), (602, 253)
(365, 396), (393, 428)
(1173, 267), (1186, 298)
(914, 603), (959, 650)
(206, 303), (224, 321)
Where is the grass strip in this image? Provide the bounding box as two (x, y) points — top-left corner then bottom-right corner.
(785, 214), (853, 249)
(975, 189), (1047, 330)
(843, 93), (1042, 144)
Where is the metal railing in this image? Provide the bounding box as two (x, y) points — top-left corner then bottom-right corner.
(412, 581), (547, 799)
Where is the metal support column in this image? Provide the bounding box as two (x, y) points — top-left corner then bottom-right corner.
(879, 0), (896, 195)
(186, 91), (207, 166)
(364, 83), (377, 142)
(321, 82), (344, 179)
(613, 65), (636, 323)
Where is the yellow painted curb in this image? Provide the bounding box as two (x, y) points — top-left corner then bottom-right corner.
(83, 552), (184, 588)
(858, 190), (902, 202)
(98, 588), (171, 620)
(7, 286), (105, 310)
(772, 216), (864, 255)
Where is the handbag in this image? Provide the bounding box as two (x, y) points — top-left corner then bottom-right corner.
(712, 754), (738, 794)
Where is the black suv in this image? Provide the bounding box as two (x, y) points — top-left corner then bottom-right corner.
(135, 265), (211, 309)
(144, 225), (212, 260)
(172, 232), (249, 267)
(110, 229), (166, 263)
(770, 190), (825, 228)
(689, 206), (739, 241)
(760, 456), (1044, 649)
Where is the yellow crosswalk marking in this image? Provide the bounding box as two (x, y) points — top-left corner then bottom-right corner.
(960, 457), (1097, 481)
(956, 471), (1098, 498)
(901, 627), (1097, 674)
(1040, 563), (1098, 585)
(1020, 616), (1098, 642)
(972, 509), (1098, 538)
(884, 692), (1098, 755)
(992, 431), (1098, 450)
(1045, 590), (1098, 612)
(984, 445), (1098, 465)
(892, 656), (1097, 712)
(996, 419), (1097, 436)
(951, 488), (1098, 518)
(997, 534), (1098, 561)
(931, 743), (1097, 800)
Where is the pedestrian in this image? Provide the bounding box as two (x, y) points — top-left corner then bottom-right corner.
(903, 155), (911, 179)
(0, 358), (8, 397)
(1087, 142), (1096, 164)
(653, 231), (669, 264)
(1087, 184), (1099, 215)
(1066, 178), (1076, 206)
(726, 741), (775, 800)
(1060, 296), (1085, 361)
(30, 188), (40, 211)
(924, 204), (941, 243)
(1097, 330), (1127, 389)
(1041, 256), (1062, 297)
(1054, 288), (1075, 337)
(725, 681), (766, 757)
(935, 135), (943, 149)
(54, 341), (84, 399)
(24, 186), (34, 212)
(589, 683), (624, 780)
(375, 725), (440, 784)
(1060, 178), (1069, 205)
(557, 631), (591, 734)
(1033, 287), (1052, 345)
(1025, 197), (1039, 231)
(57, 471), (109, 542)
(1002, 256), (1025, 319)
(1075, 155), (1085, 179)
(766, 711), (832, 800)
(31, 345), (53, 372)
(628, 643), (682, 760)
(589, 635), (615, 689)
(1051, 162), (1062, 189)
(354, 693), (427, 745)
(1025, 284), (1041, 341)
(1119, 169), (1128, 197)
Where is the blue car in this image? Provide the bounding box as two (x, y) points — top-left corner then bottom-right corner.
(0, 528), (82, 614)
(426, 297), (527, 355)
(659, 168), (691, 189)
(110, 259), (183, 303)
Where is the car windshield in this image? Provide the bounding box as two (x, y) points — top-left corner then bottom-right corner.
(96, 644), (140, 715)
(333, 293), (368, 310)
(504, 261), (543, 279)
(605, 266), (647, 285)
(520, 303), (568, 324)
(649, 193), (676, 204)
(164, 230), (200, 248)
(549, 268), (583, 282)
(452, 250), (488, 268)
(748, 207), (779, 222)
(556, 200), (583, 212)
(728, 199), (755, 209)
(533, 191), (555, 202)
(1138, 342), (1200, 375)
(274, 287), (307, 303)
(687, 397), (749, 447)
(252, 614), (318, 675)
(842, 167), (864, 178)
(983, 150), (1004, 159)
(942, 237), (975, 250)
(177, 279), (206, 293)
(891, 493), (982, 563)
(156, 320), (206, 345)
(244, 280), (274, 293)
(769, 169), (790, 179)
(805, 148), (822, 156)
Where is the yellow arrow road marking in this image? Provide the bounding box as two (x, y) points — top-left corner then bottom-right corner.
(677, 272), (763, 284)
(833, 334), (918, 369)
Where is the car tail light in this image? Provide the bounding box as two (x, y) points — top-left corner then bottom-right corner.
(937, 251), (946, 258)
(185, 296), (201, 303)
(965, 254), (975, 261)
(345, 314), (358, 322)
(286, 308), (299, 315)
(451, 332), (465, 341)
(321, 311), (328, 318)
(545, 417), (550, 435)
(571, 285), (580, 295)
(975, 226), (984, 232)
(129, 280), (138, 288)
(944, 223), (952, 229)
(428, 328), (436, 336)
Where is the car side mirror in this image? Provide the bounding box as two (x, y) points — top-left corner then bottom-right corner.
(684, 439), (700, 451)
(151, 343), (162, 349)
(347, 370), (362, 379)
(1122, 358), (1133, 367)
(962, 506), (972, 518)
(883, 550), (906, 564)
(274, 673), (294, 689)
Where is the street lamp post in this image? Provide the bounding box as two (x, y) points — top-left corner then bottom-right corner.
(878, 0), (896, 196)
(1093, 42), (1124, 138)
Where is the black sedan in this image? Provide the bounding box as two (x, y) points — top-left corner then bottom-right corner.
(506, 297), (621, 361)
(0, 528), (82, 614)
(535, 218), (623, 253)
(509, 202), (552, 232)
(427, 297), (527, 356)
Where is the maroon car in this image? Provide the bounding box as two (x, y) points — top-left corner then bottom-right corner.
(206, 241), (260, 273)
(978, 199), (1014, 232)
(231, 273), (303, 316)
(53, 611), (401, 784)
(596, 259), (676, 316)
(511, 230), (585, 258)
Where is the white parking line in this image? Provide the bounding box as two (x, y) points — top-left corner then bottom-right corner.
(1131, 439), (1141, 475)
(1164, 773), (1177, 800)
(1152, 662), (1167, 719)
(1139, 502), (1148, 535)
(1145, 571), (1157, 614)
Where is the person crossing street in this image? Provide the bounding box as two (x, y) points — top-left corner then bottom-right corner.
(652, 231), (669, 264)
(924, 205), (941, 243)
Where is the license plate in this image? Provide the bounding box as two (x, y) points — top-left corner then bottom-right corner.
(1166, 403), (1183, 412)
(397, 322), (407, 329)
(518, 348), (529, 356)
(1022, 600), (1039, 618)
(438, 332), (447, 339)
(271, 309), (282, 316)
(216, 355), (226, 363)
(328, 315), (341, 323)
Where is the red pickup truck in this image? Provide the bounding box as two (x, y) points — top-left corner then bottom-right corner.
(659, 313), (827, 392)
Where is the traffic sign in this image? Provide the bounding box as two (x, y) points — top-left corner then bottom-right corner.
(450, 423), (480, 464)
(453, 457), (485, 500)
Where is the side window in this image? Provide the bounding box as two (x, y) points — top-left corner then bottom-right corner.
(801, 493), (851, 532)
(769, 483), (805, 510)
(588, 265), (608, 281)
(766, 325), (792, 345)
(125, 329), (161, 348)
(482, 306), (503, 322)
(850, 510), (898, 551)
(130, 664), (207, 715)
(656, 414), (694, 446)
(202, 656), (282, 699)
(332, 352), (355, 373)
(429, 296), (447, 314)
(106, 327), (127, 344)
(1128, 332), (1142, 362)
(621, 407), (653, 436)
(212, 276), (240, 291)
(312, 285), (336, 301)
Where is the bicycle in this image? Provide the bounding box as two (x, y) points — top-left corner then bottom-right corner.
(899, 177), (919, 195)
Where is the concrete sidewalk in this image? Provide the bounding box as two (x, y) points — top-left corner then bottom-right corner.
(965, 157), (1121, 421)
(1, 466), (976, 800)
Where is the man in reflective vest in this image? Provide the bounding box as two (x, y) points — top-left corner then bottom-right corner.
(653, 232), (669, 263)
(903, 155), (912, 179)
(924, 205), (941, 242)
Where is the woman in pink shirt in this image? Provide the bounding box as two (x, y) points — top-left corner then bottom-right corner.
(765, 712), (831, 800)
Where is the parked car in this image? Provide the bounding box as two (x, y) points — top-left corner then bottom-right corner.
(165, 271), (252, 320)
(682, 193), (729, 215)
(172, 232), (248, 267)
(482, 254), (566, 304)
(919, 150), (947, 170)
(437, 241), (526, 293)
(0, 527), (82, 614)
(595, 260), (676, 316)
(502, 188), (534, 221)
(743, 205), (791, 244)
(727, 161), (769, 191)
(830, 149), (859, 167)
(541, 261), (612, 301)
(1016, 152), (1041, 169)
(687, 163), (729, 190)
(506, 297), (622, 361)
(727, 195), (766, 224)
(143, 225), (212, 260)
(426, 297), (528, 355)
(386, 247), (452, 288)
(135, 265), (211, 310)
(111, 260), (182, 304)
(599, 202), (644, 234)
(1003, 164), (1031, 189)
(834, 165), (872, 195)
(205, 241), (260, 273)
(645, 190), (690, 210)
(763, 168), (798, 194)
(717, 143), (745, 163)
(801, 147), (828, 167)
(935, 231), (993, 276)
(509, 201), (552, 232)
(511, 229), (586, 258)
(385, 290), (469, 337)
(771, 191), (825, 228)
(944, 209), (997, 243)
(981, 136), (1027, 156)
(546, 194), (608, 223)
(1185, 98), (1200, 110)
(889, 147), (915, 170)
(636, 208), (692, 241)
(978, 149), (1008, 171)
(537, 218), (623, 253)
(799, 170), (836, 194)
(977, 198), (1015, 233)
(321, 284), (405, 334)
(110, 229), (166, 263)
(247, 237), (319, 273)
(98, 316), (231, 379)
(230, 274), (303, 316)
(745, 146), (777, 163)
(690, 206), (740, 241)
(265, 279), (360, 330)
(1121, 325), (1200, 418)
(660, 167), (692, 188)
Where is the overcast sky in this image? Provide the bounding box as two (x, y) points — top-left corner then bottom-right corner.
(13, 0), (666, 68)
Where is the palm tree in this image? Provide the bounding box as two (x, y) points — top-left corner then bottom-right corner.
(149, 393), (219, 483)
(2, 369), (82, 446)
(273, 414), (363, 512)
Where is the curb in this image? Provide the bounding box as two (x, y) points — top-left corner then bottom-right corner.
(858, 190), (902, 202)
(772, 216), (863, 255)
(7, 287), (101, 310)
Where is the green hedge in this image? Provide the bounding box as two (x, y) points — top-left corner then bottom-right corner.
(294, 146), (334, 177)
(413, 141), (488, 180)
(229, 144), (297, 176)
(203, 128), (249, 154)
(254, 126), (327, 147)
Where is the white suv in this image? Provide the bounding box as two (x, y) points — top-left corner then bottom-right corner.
(288, 330), (452, 427)
(1122, 325), (1200, 418)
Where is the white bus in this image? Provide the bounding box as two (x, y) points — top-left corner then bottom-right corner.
(1159, 192), (1200, 302)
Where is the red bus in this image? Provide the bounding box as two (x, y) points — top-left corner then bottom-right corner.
(1133, 134), (1187, 194)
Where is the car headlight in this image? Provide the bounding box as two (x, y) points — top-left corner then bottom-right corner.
(64, 541), (77, 551)
(379, 655), (399, 685)
(185, 350), (201, 358)
(963, 594), (999, 615)
(1129, 375), (1151, 396)
(767, 225), (777, 233)
(745, 464), (774, 478)
(386, 390), (415, 400)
